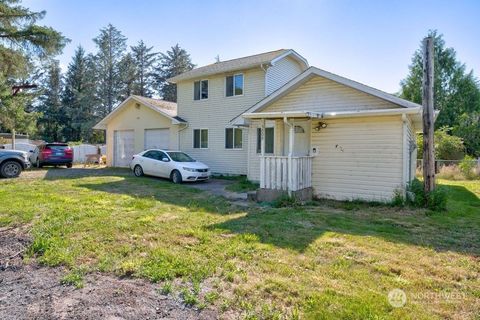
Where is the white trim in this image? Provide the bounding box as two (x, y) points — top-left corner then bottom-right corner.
(242, 107), (423, 120)
(193, 128), (209, 149)
(193, 79), (209, 101)
(230, 67), (423, 124)
(225, 73), (244, 97)
(93, 96), (183, 130)
(270, 49), (309, 69)
(224, 127), (244, 150)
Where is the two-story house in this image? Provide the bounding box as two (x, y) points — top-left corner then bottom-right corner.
(95, 49), (425, 202)
(169, 49), (309, 176)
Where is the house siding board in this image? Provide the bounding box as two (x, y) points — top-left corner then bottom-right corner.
(264, 77), (400, 114)
(266, 56), (304, 96)
(105, 100), (178, 167)
(177, 68), (266, 175)
(311, 116), (403, 201)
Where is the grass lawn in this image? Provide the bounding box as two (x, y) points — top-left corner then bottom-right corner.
(1, 169), (479, 319)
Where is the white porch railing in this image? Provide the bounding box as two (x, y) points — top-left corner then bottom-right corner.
(260, 155), (313, 192)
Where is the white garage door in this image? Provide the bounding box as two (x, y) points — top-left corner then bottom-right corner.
(144, 128), (170, 150)
(114, 130), (134, 167)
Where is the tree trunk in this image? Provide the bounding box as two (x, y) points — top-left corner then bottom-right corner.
(422, 36), (435, 193)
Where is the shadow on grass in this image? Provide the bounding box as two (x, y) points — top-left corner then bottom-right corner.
(42, 167), (480, 256)
(212, 184), (480, 255)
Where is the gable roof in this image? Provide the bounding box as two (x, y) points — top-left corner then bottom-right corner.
(168, 49), (308, 83)
(93, 95), (186, 130)
(231, 66), (422, 124)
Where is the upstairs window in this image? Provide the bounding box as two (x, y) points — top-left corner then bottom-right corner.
(225, 128), (243, 149)
(194, 80), (208, 100)
(256, 127), (274, 154)
(226, 74), (243, 97)
(193, 129), (208, 148)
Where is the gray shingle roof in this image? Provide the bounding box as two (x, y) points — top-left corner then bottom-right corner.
(131, 95), (178, 117)
(168, 49), (289, 83)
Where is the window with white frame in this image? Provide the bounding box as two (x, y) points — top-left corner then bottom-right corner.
(194, 80), (208, 100)
(225, 128), (243, 149)
(193, 129), (208, 148)
(226, 74), (243, 97)
(256, 127), (274, 154)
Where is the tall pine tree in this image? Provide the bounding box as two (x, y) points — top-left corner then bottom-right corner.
(0, 0), (67, 134)
(400, 30), (480, 155)
(155, 44), (194, 102)
(131, 40), (157, 97)
(93, 24), (126, 117)
(118, 52), (136, 100)
(36, 60), (64, 141)
(62, 46), (98, 142)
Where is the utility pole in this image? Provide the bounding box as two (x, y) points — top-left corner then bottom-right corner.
(422, 36), (435, 193)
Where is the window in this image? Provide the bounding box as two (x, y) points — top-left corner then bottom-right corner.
(143, 150), (167, 161)
(193, 129), (208, 148)
(256, 127), (274, 154)
(194, 80), (208, 100)
(226, 74), (243, 97)
(225, 128), (243, 149)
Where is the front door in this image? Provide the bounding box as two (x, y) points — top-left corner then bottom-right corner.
(284, 120), (310, 156)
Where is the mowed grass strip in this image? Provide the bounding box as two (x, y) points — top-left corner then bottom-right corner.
(0, 169), (479, 319)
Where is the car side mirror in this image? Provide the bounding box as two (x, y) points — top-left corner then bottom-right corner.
(161, 157), (169, 162)
(29, 150), (34, 153)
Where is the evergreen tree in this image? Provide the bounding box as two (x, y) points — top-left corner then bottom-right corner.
(62, 46), (98, 142)
(155, 44), (194, 102)
(131, 40), (157, 97)
(0, 0), (67, 134)
(93, 24), (127, 117)
(36, 60), (64, 141)
(400, 30), (480, 156)
(118, 52), (136, 100)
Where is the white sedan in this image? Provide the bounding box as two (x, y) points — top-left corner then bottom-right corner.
(130, 149), (210, 183)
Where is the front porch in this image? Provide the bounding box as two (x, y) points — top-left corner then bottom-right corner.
(247, 111), (323, 201)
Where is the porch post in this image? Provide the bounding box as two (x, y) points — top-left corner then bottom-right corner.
(260, 119), (266, 188)
(287, 117), (294, 195)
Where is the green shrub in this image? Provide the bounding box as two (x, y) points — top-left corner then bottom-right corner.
(459, 155), (477, 180)
(272, 195), (299, 208)
(417, 127), (465, 160)
(426, 187), (448, 211)
(406, 178), (447, 211)
(391, 189), (405, 207)
(406, 179), (426, 207)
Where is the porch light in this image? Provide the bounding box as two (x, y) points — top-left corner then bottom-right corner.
(314, 122), (328, 131)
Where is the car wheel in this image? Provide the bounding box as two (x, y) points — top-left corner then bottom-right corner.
(36, 158), (43, 168)
(0, 161), (22, 178)
(66, 163), (72, 168)
(171, 170), (182, 184)
(133, 165), (144, 177)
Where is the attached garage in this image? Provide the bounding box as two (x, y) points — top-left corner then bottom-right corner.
(144, 128), (170, 150)
(114, 130), (134, 167)
(94, 95), (186, 167)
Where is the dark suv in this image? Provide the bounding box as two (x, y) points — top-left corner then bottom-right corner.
(0, 149), (30, 178)
(31, 143), (73, 168)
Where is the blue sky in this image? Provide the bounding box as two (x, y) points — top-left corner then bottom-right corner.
(24, 0), (479, 93)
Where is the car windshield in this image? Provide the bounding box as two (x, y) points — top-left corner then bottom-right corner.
(167, 152), (195, 162)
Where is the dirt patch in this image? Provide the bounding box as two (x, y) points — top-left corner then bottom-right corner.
(0, 227), (217, 320)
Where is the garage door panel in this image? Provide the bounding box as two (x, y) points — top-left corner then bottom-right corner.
(145, 128), (170, 150)
(114, 130), (134, 167)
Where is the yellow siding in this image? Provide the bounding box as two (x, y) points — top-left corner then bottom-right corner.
(264, 76), (400, 113)
(311, 116), (403, 201)
(177, 68), (266, 174)
(105, 100), (178, 166)
(266, 56), (305, 95)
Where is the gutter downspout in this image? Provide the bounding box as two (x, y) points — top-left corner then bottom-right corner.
(177, 123), (189, 151)
(284, 116), (294, 196)
(402, 114), (408, 198)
